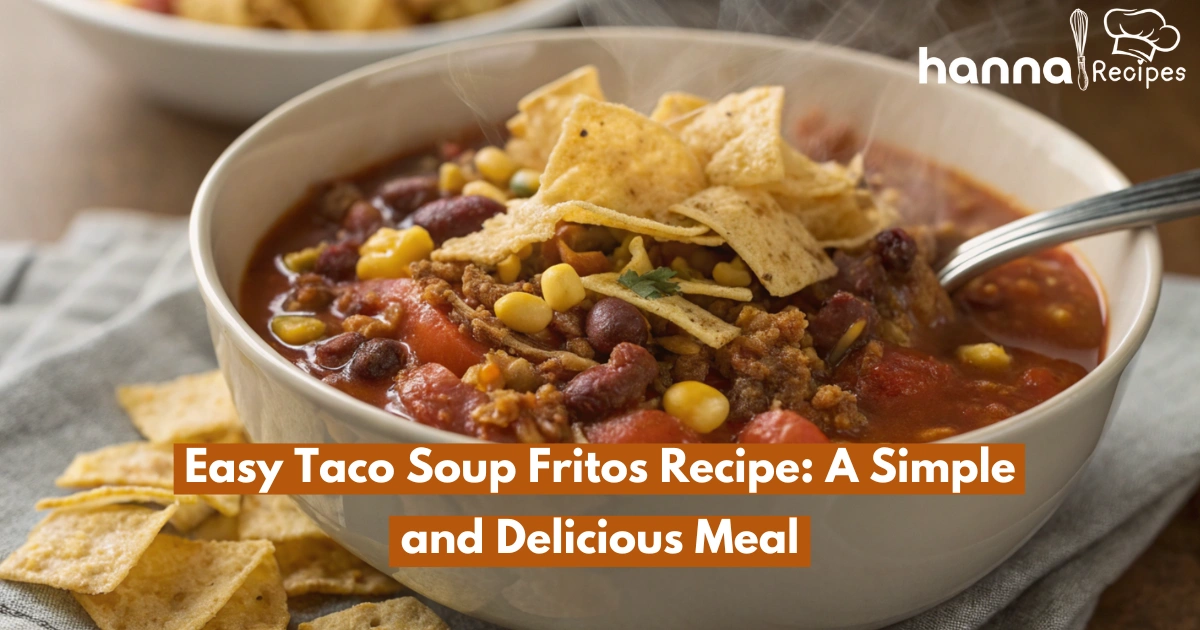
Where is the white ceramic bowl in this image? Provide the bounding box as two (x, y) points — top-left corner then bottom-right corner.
(33, 0), (578, 123)
(191, 28), (1161, 630)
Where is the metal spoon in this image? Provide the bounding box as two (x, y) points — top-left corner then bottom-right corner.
(936, 168), (1200, 291)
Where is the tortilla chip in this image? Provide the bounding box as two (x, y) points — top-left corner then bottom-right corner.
(505, 66), (606, 170)
(55, 440), (240, 517)
(670, 187), (836, 297)
(538, 99), (707, 222)
(650, 91), (710, 123)
(190, 513), (241, 542)
(298, 597), (449, 630)
(674, 87), (786, 187)
(764, 148), (892, 247)
(35, 486), (197, 511)
(239, 495), (326, 542)
(117, 371), (243, 443)
(204, 551), (290, 630)
(434, 199), (718, 266)
(672, 279), (753, 301)
(202, 494), (243, 518)
(580, 274), (741, 349)
(73, 536), (272, 630)
(171, 502), (218, 534)
(0, 504), (177, 594)
(174, 0), (253, 26)
(276, 537), (402, 597)
(57, 441), (174, 488)
(296, 0), (398, 30)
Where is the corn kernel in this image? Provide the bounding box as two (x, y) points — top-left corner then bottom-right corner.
(494, 292), (553, 334)
(541, 263), (586, 312)
(669, 256), (695, 279)
(496, 254), (522, 283)
(712, 260), (752, 287)
(517, 244), (534, 259)
(463, 180), (509, 204)
(1047, 305), (1073, 326)
(956, 343), (1012, 371)
(663, 381), (730, 434)
(270, 315), (326, 346)
(509, 169), (541, 197)
(356, 226), (434, 280)
(438, 162), (466, 194)
(474, 147), (519, 187)
(281, 243), (325, 273)
(657, 335), (701, 356)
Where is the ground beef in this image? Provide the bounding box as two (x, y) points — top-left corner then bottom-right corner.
(808, 384), (867, 435)
(410, 260), (469, 285)
(471, 385), (571, 443)
(671, 348), (712, 383)
(284, 273), (336, 311)
(461, 264), (538, 310)
(716, 306), (822, 422)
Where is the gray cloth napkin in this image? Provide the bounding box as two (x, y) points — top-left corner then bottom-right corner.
(1, 211), (1198, 630)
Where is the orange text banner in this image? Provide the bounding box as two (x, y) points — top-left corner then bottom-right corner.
(388, 515), (811, 567)
(174, 443), (1024, 496)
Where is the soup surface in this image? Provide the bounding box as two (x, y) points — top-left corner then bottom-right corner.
(239, 71), (1105, 444)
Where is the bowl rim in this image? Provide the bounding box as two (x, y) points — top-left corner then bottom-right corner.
(33, 0), (580, 54)
(191, 26), (1163, 445)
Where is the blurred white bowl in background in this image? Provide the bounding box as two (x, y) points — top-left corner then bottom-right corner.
(33, 0), (579, 123)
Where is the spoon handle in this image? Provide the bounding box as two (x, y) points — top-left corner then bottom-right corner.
(936, 168), (1200, 291)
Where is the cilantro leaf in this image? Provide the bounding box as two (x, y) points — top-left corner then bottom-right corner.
(618, 267), (681, 300)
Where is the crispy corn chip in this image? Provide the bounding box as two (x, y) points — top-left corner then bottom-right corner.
(672, 279), (753, 301)
(239, 495), (326, 542)
(35, 486), (197, 511)
(537, 98), (706, 223)
(764, 148), (892, 247)
(296, 0), (395, 30)
(0, 504), (177, 594)
(650, 91), (710, 123)
(248, 0), (310, 29)
(117, 371), (243, 443)
(205, 551), (290, 630)
(56, 440), (240, 517)
(190, 513), (241, 542)
(276, 537), (402, 597)
(171, 502), (218, 534)
(57, 442), (174, 488)
(434, 199), (718, 266)
(673, 87), (786, 187)
(505, 66), (606, 170)
(298, 597), (449, 630)
(670, 187), (837, 297)
(74, 536), (272, 630)
(174, 0), (253, 26)
(580, 274), (742, 349)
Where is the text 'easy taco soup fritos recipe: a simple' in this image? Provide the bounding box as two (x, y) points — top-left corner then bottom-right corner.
(241, 65), (1106, 446)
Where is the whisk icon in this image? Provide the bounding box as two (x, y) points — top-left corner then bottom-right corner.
(1071, 9), (1089, 91)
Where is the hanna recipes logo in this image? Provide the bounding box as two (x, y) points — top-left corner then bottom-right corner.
(918, 7), (1185, 89)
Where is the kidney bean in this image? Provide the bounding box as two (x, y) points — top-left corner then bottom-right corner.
(738, 410), (830, 444)
(584, 410), (702, 444)
(313, 332), (366, 369)
(872, 228), (918, 274)
(314, 241), (359, 281)
(341, 200), (383, 238)
(563, 342), (658, 420)
(347, 338), (407, 380)
(807, 291), (877, 359)
(585, 298), (648, 355)
(376, 175), (439, 215)
(410, 196), (506, 245)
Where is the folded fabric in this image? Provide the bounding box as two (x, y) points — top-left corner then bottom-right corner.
(0, 212), (1197, 629)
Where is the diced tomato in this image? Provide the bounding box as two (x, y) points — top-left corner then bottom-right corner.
(354, 279), (487, 376)
(840, 345), (955, 416)
(738, 410), (830, 444)
(584, 410), (702, 444)
(394, 363), (511, 441)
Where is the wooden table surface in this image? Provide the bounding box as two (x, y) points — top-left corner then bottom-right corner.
(2, 0), (1198, 627)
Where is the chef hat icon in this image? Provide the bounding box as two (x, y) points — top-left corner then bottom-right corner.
(1104, 8), (1180, 64)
